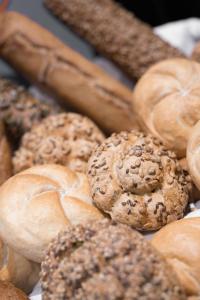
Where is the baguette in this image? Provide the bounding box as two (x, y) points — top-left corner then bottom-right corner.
(0, 11), (139, 133)
(44, 0), (184, 80)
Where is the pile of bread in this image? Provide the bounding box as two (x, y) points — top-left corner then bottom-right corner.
(1, 1), (200, 299)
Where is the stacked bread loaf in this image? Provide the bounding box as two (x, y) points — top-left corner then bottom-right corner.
(0, 2), (199, 299)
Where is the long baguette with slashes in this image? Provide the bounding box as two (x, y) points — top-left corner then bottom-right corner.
(0, 11), (139, 133)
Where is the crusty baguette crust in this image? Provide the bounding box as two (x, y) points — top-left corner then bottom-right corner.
(0, 11), (139, 133)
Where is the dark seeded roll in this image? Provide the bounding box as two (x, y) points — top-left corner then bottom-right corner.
(0, 77), (60, 143)
(44, 0), (184, 80)
(41, 220), (186, 300)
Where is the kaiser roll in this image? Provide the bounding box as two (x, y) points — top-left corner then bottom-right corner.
(87, 130), (190, 231)
(0, 164), (104, 263)
(0, 238), (39, 294)
(132, 58), (200, 158)
(152, 218), (200, 297)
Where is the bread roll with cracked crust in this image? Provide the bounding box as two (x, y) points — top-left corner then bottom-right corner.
(0, 239), (39, 294)
(0, 11), (139, 133)
(13, 113), (105, 174)
(0, 164), (104, 263)
(0, 281), (28, 300)
(187, 120), (200, 191)
(152, 218), (200, 297)
(87, 131), (190, 231)
(133, 58), (200, 158)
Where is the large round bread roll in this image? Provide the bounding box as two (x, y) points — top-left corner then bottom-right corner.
(0, 239), (39, 293)
(0, 281), (28, 300)
(152, 218), (200, 297)
(132, 58), (200, 158)
(187, 120), (200, 191)
(0, 164), (104, 263)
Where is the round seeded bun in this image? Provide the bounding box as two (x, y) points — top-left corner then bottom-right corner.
(13, 112), (105, 174)
(0, 77), (59, 143)
(87, 130), (190, 231)
(41, 219), (186, 300)
(0, 280), (28, 300)
(132, 58), (200, 158)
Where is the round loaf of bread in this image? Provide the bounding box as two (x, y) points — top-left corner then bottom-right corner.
(0, 280), (28, 300)
(87, 131), (190, 231)
(132, 58), (200, 158)
(0, 164), (103, 263)
(0, 239), (40, 293)
(152, 218), (200, 297)
(0, 121), (12, 185)
(192, 43), (200, 64)
(41, 220), (185, 300)
(13, 112), (105, 174)
(187, 120), (200, 191)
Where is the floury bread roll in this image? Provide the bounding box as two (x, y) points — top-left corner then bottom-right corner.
(0, 239), (39, 294)
(87, 131), (191, 231)
(152, 218), (200, 297)
(0, 12), (139, 134)
(133, 58), (200, 158)
(187, 120), (200, 191)
(0, 121), (12, 185)
(0, 281), (28, 300)
(44, 0), (184, 81)
(0, 164), (104, 263)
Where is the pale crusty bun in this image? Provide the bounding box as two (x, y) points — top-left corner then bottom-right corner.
(0, 239), (39, 294)
(187, 120), (200, 191)
(87, 131), (190, 231)
(132, 58), (200, 158)
(0, 280), (28, 300)
(0, 164), (104, 263)
(152, 218), (200, 297)
(13, 113), (105, 174)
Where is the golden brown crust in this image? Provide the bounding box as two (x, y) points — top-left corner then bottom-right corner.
(0, 121), (12, 185)
(152, 218), (200, 297)
(41, 220), (186, 300)
(0, 280), (28, 300)
(0, 11), (139, 133)
(132, 58), (200, 158)
(0, 164), (104, 263)
(0, 239), (39, 294)
(87, 131), (190, 231)
(13, 113), (105, 174)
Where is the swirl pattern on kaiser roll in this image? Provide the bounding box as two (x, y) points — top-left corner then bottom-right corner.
(132, 58), (200, 158)
(0, 164), (104, 263)
(0, 11), (139, 134)
(152, 218), (200, 297)
(0, 239), (39, 294)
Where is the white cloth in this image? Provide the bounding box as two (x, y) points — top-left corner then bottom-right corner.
(29, 18), (200, 300)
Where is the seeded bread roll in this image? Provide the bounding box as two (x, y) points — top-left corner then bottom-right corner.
(0, 121), (12, 185)
(0, 281), (28, 300)
(87, 131), (190, 231)
(13, 113), (105, 174)
(152, 218), (200, 297)
(41, 220), (186, 300)
(0, 164), (104, 263)
(133, 58), (200, 158)
(0, 11), (139, 133)
(0, 239), (39, 294)
(0, 77), (59, 143)
(44, 0), (184, 81)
